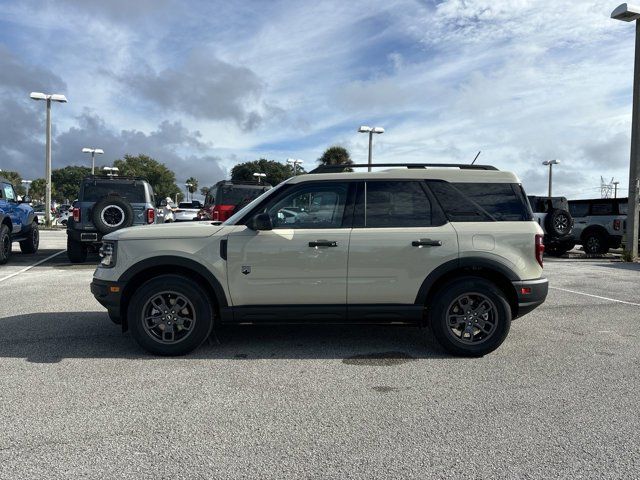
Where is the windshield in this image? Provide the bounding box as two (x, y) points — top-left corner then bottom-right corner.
(223, 182), (286, 225)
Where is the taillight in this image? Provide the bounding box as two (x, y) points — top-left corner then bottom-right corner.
(73, 207), (80, 222)
(146, 208), (155, 224)
(535, 234), (544, 268)
(613, 219), (621, 231)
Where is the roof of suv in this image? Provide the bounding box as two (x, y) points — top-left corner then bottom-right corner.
(288, 167), (521, 184)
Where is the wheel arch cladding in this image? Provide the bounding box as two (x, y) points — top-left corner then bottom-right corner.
(118, 256), (227, 331)
(415, 258), (519, 321)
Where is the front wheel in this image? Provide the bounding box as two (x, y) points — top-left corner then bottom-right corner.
(429, 277), (511, 357)
(128, 275), (214, 356)
(19, 222), (39, 254)
(0, 224), (11, 265)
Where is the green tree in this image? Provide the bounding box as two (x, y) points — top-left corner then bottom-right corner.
(318, 146), (353, 170)
(29, 178), (47, 203)
(185, 176), (198, 199)
(0, 171), (26, 196)
(51, 165), (91, 202)
(231, 159), (295, 186)
(200, 186), (211, 197)
(112, 154), (181, 200)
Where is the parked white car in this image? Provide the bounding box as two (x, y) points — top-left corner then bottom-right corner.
(173, 201), (202, 222)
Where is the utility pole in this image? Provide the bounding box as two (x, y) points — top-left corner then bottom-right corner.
(542, 160), (559, 198)
(358, 126), (385, 171)
(614, 181), (620, 198)
(612, 3), (640, 259)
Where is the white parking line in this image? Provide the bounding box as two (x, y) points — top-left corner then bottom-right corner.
(550, 286), (640, 307)
(0, 250), (65, 283)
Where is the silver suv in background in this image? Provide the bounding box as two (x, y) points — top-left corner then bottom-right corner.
(569, 198), (631, 254)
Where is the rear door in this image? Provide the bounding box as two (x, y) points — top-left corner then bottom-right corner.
(347, 180), (458, 314)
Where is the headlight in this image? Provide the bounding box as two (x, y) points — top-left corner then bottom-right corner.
(99, 241), (117, 268)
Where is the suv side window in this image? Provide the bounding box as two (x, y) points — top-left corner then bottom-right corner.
(591, 203), (613, 215)
(265, 182), (349, 229)
(355, 181), (433, 228)
(429, 181), (530, 222)
(569, 203), (589, 217)
(2, 183), (15, 202)
(619, 202), (628, 215)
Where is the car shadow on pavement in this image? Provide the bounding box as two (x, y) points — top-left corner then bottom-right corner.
(0, 311), (450, 363)
(592, 262), (640, 272)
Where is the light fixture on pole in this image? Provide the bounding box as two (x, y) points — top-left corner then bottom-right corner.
(253, 172), (267, 184)
(358, 125), (384, 172)
(612, 2), (640, 259)
(287, 158), (304, 175)
(82, 148), (104, 175)
(185, 183), (193, 202)
(21, 180), (32, 198)
(103, 166), (119, 177)
(542, 159), (560, 198)
(30, 92), (67, 228)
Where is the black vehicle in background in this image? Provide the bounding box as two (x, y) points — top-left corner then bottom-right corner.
(528, 196), (574, 256)
(66, 175), (157, 263)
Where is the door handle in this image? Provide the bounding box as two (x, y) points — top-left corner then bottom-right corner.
(412, 239), (442, 247)
(309, 240), (338, 248)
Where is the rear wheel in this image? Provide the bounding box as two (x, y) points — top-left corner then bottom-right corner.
(67, 236), (88, 263)
(0, 224), (11, 265)
(583, 231), (608, 255)
(19, 222), (39, 254)
(128, 275), (214, 356)
(429, 277), (511, 357)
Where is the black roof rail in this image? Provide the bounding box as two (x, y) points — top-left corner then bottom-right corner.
(309, 163), (498, 173)
(82, 175), (148, 181)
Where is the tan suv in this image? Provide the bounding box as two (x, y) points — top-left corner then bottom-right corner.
(91, 163), (548, 357)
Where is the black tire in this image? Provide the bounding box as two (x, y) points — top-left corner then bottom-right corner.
(92, 195), (134, 234)
(583, 231), (609, 255)
(429, 277), (511, 357)
(128, 275), (214, 356)
(544, 208), (572, 238)
(19, 222), (39, 254)
(67, 236), (88, 263)
(108, 310), (122, 325)
(0, 223), (11, 265)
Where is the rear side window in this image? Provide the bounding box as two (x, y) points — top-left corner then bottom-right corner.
(82, 183), (146, 203)
(217, 185), (269, 206)
(2, 183), (15, 201)
(429, 182), (531, 222)
(569, 203), (589, 217)
(355, 181), (433, 228)
(591, 203), (613, 215)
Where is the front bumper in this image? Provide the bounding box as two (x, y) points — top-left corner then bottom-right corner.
(91, 278), (124, 316)
(512, 277), (548, 319)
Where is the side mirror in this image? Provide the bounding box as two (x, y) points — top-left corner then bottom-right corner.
(21, 196), (32, 204)
(248, 213), (272, 231)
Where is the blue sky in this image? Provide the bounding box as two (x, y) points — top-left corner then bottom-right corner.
(0, 0), (636, 198)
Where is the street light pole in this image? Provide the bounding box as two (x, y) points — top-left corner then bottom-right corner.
(30, 92), (67, 228)
(612, 3), (640, 259)
(287, 158), (304, 175)
(542, 160), (559, 198)
(613, 181), (620, 198)
(358, 126), (385, 171)
(82, 148), (104, 175)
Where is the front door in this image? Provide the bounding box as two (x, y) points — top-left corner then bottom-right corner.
(226, 181), (354, 320)
(347, 180), (458, 311)
(0, 182), (22, 234)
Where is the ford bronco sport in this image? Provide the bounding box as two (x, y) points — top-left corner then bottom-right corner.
(91, 163), (548, 357)
(67, 175), (156, 263)
(0, 177), (39, 264)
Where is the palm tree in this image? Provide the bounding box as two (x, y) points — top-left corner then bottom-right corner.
(185, 176), (198, 201)
(318, 146), (353, 170)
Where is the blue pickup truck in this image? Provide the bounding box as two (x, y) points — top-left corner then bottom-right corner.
(0, 177), (40, 264)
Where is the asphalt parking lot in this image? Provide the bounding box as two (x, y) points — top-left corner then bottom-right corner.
(0, 230), (639, 479)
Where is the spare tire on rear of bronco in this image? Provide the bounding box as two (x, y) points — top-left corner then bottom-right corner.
(92, 195), (134, 234)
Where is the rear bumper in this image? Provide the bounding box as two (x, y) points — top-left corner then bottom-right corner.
(91, 278), (124, 316)
(512, 277), (548, 319)
(68, 228), (103, 243)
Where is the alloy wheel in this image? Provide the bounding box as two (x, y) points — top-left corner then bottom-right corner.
(142, 291), (197, 344)
(446, 293), (498, 345)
